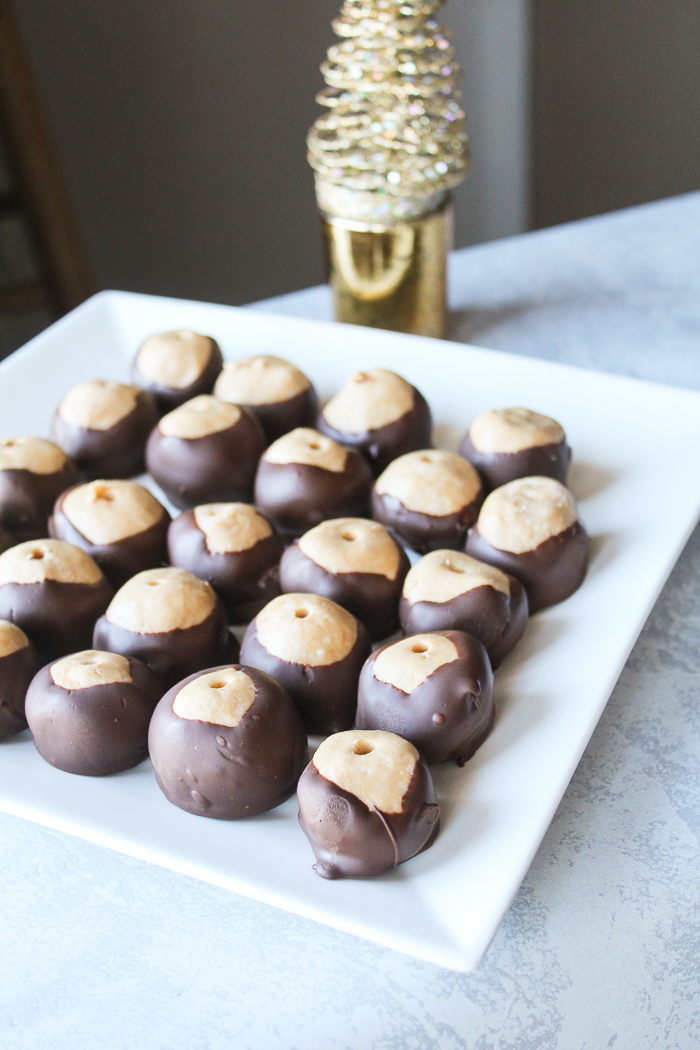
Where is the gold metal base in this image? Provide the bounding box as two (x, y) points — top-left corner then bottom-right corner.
(321, 200), (452, 339)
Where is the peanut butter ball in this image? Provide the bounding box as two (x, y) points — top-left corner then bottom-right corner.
(26, 651), (162, 775)
(149, 665), (308, 819)
(240, 592), (371, 734)
(460, 407), (571, 491)
(465, 476), (589, 612)
(279, 517), (409, 639)
(93, 566), (233, 689)
(399, 549), (528, 668)
(254, 428), (373, 537)
(50, 479), (170, 588)
(0, 436), (80, 541)
(146, 394), (265, 510)
(0, 620), (41, 740)
(0, 539), (113, 661)
(214, 355), (317, 443)
(297, 730), (439, 879)
(317, 368), (432, 475)
(132, 329), (223, 412)
(356, 630), (494, 765)
(372, 449), (483, 553)
(167, 503), (284, 623)
(52, 379), (158, 479)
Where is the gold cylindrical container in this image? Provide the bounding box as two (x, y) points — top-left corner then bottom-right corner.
(308, 1), (469, 338)
(321, 199), (452, 339)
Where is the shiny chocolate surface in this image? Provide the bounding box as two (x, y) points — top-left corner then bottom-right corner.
(466, 521), (590, 613)
(149, 665), (308, 819)
(93, 599), (234, 690)
(297, 757), (439, 879)
(168, 510), (284, 623)
(356, 630), (495, 765)
(52, 391), (158, 479)
(279, 540), (409, 641)
(318, 385), (432, 476)
(240, 615), (371, 735)
(26, 656), (162, 775)
(146, 409), (265, 510)
(254, 452), (373, 538)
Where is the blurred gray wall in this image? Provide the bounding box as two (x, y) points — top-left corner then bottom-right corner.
(447, 0), (530, 247)
(533, 0), (700, 227)
(9, 0), (531, 307)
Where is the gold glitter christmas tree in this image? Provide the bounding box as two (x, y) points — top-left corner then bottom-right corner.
(308, 0), (470, 225)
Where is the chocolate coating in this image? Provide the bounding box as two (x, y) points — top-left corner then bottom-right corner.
(146, 408), (265, 510)
(0, 577), (114, 662)
(254, 450), (373, 538)
(240, 615), (371, 735)
(132, 336), (224, 412)
(279, 540), (410, 641)
(465, 522), (590, 613)
(148, 665), (308, 819)
(297, 755), (439, 879)
(52, 390), (158, 480)
(318, 386), (432, 476)
(93, 601), (234, 691)
(372, 489), (483, 554)
(25, 656), (162, 775)
(167, 509), (284, 623)
(0, 458), (80, 541)
(242, 387), (319, 445)
(399, 573), (528, 669)
(459, 432), (571, 491)
(0, 527), (13, 555)
(50, 487), (171, 589)
(357, 631), (494, 765)
(0, 637), (41, 740)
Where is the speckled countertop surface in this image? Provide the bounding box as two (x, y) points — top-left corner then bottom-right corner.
(1, 194), (699, 1050)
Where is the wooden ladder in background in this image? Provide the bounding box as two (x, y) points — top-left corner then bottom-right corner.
(0, 0), (93, 317)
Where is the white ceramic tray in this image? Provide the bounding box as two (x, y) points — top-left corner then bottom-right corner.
(1, 290), (699, 972)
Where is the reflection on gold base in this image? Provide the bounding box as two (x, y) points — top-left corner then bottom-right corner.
(321, 200), (452, 339)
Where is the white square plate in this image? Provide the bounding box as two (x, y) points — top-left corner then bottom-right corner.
(1, 291), (699, 972)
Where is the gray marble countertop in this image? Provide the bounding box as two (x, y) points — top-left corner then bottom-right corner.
(1, 194), (699, 1050)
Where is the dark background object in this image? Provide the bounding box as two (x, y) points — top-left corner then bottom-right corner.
(0, 0), (92, 316)
(8, 0), (330, 308)
(532, 0), (700, 226)
(1, 1), (699, 362)
(0, 0), (528, 340)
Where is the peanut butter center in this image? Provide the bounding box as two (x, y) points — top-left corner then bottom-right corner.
(375, 449), (482, 516)
(313, 730), (418, 814)
(194, 503), (273, 554)
(50, 650), (132, 690)
(214, 355), (309, 405)
(0, 539), (104, 586)
(57, 380), (139, 431)
(477, 476), (578, 554)
(173, 667), (256, 726)
(62, 481), (165, 545)
(469, 407), (565, 454)
(373, 633), (458, 693)
(0, 619), (30, 658)
(136, 330), (213, 389)
(321, 369), (414, 434)
(402, 549), (510, 605)
(105, 567), (216, 634)
(263, 428), (347, 473)
(0, 436), (67, 475)
(255, 592), (357, 667)
(158, 395), (241, 440)
(298, 517), (400, 579)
